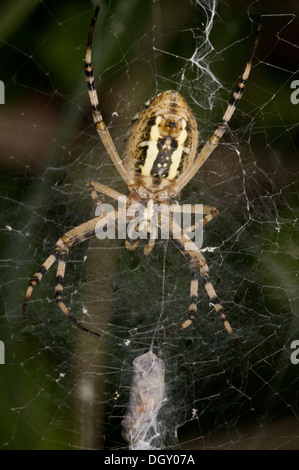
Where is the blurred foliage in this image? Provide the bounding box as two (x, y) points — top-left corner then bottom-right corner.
(0, 0), (298, 450)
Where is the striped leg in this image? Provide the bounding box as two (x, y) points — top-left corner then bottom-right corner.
(166, 214), (246, 356)
(23, 244), (62, 317)
(54, 245), (101, 337)
(23, 239), (100, 337)
(23, 211), (122, 337)
(172, 22), (261, 196)
(84, 6), (135, 190)
(170, 204), (219, 235)
(86, 179), (141, 253)
(87, 180), (126, 208)
(85, 181), (140, 252)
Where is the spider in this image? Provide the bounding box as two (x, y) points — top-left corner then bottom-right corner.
(23, 6), (259, 356)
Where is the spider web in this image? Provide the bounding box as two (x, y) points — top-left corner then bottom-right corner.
(0, 0), (298, 451)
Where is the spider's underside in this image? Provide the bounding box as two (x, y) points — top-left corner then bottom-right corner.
(23, 6), (260, 357)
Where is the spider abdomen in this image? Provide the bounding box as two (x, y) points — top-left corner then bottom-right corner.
(123, 90), (198, 194)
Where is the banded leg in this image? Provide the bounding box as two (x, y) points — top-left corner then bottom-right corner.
(85, 6), (136, 190)
(23, 243), (62, 317)
(166, 214), (246, 356)
(85, 180), (142, 253)
(172, 22), (261, 196)
(54, 245), (101, 337)
(23, 210), (123, 337)
(170, 204), (219, 235)
(86, 181), (141, 252)
(86, 180), (142, 253)
(125, 237), (141, 251)
(87, 180), (127, 207)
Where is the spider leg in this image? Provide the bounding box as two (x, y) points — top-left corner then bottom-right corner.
(86, 180), (142, 252)
(170, 204), (219, 235)
(165, 213), (246, 356)
(85, 6), (136, 192)
(125, 238), (141, 251)
(54, 244), (101, 337)
(86, 182), (141, 251)
(171, 22), (261, 196)
(87, 180), (126, 207)
(23, 210), (122, 337)
(22, 244), (62, 317)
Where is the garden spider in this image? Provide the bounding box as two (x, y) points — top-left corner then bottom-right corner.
(23, 6), (260, 356)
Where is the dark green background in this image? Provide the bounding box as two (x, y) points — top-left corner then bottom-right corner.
(0, 0), (298, 449)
